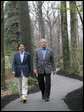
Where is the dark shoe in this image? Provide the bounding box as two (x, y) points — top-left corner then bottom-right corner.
(42, 96), (45, 100)
(23, 100), (27, 103)
(45, 98), (49, 102)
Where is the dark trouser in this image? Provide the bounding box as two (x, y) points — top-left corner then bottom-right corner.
(37, 73), (51, 99)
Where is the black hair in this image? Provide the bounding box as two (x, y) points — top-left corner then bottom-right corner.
(18, 43), (25, 48)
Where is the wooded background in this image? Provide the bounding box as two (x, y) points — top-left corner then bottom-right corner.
(1, 1), (83, 90)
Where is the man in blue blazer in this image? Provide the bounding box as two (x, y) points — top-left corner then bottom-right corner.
(12, 43), (31, 103)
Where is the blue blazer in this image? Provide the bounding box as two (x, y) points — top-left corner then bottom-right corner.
(12, 51), (31, 77)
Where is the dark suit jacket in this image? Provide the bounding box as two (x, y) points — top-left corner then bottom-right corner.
(12, 51), (31, 77)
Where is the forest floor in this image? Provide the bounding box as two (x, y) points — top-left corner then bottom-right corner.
(1, 69), (83, 111)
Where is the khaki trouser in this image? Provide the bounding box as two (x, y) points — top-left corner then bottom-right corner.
(17, 70), (28, 100)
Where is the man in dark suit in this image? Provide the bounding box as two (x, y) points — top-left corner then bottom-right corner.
(12, 43), (31, 103)
(33, 39), (56, 102)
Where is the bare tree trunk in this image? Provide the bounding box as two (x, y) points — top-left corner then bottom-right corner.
(61, 1), (70, 73)
(18, 1), (33, 76)
(1, 1), (6, 90)
(50, 27), (53, 48)
(57, 15), (61, 59)
(36, 1), (45, 38)
(70, 1), (80, 75)
(74, 1), (83, 26)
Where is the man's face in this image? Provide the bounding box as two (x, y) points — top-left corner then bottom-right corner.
(19, 44), (25, 52)
(41, 39), (47, 48)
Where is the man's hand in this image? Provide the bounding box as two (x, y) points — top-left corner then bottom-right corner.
(34, 70), (38, 74)
(12, 72), (15, 75)
(34, 70), (38, 76)
(53, 70), (56, 75)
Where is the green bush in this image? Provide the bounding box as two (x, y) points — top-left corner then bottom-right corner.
(79, 65), (83, 72)
(5, 80), (18, 93)
(78, 54), (83, 65)
(9, 81), (18, 93)
(5, 69), (12, 76)
(28, 76), (37, 86)
(56, 59), (63, 68)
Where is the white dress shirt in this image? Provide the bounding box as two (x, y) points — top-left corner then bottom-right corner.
(20, 51), (25, 63)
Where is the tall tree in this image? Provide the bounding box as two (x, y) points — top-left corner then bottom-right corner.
(75, 1), (83, 26)
(36, 1), (45, 38)
(61, 1), (70, 73)
(1, 1), (6, 90)
(18, 1), (33, 75)
(43, 1), (60, 48)
(70, 1), (80, 75)
(4, 1), (20, 51)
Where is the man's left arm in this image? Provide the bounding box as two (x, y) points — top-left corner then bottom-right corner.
(28, 53), (31, 74)
(51, 50), (56, 74)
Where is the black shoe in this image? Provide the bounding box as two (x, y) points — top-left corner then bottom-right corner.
(23, 99), (27, 103)
(42, 96), (45, 100)
(45, 98), (49, 102)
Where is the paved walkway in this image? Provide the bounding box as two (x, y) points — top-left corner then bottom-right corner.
(2, 74), (83, 111)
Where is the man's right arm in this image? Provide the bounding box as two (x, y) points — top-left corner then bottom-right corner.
(33, 50), (38, 75)
(12, 54), (16, 75)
